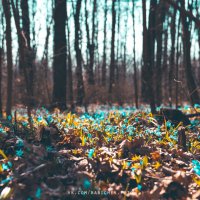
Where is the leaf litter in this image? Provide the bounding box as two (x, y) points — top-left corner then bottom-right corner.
(0, 106), (199, 199)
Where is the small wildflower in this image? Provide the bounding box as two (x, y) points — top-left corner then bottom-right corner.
(16, 149), (24, 157)
(83, 178), (91, 189)
(166, 121), (171, 128)
(35, 187), (42, 199)
(7, 115), (12, 121)
(137, 184), (142, 191)
(192, 160), (200, 176)
(88, 149), (95, 159)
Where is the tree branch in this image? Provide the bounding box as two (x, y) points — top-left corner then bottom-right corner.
(166, 0), (200, 27)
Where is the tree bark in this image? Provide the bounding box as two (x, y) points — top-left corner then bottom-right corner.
(169, 7), (177, 107)
(102, 0), (107, 86)
(2, 0), (13, 117)
(142, 0), (156, 113)
(180, 0), (200, 105)
(132, 0), (138, 108)
(85, 0), (95, 85)
(66, 3), (74, 111)
(52, 0), (67, 109)
(109, 0), (116, 94)
(155, 0), (166, 106)
(0, 48), (2, 117)
(141, 0), (148, 102)
(75, 0), (85, 106)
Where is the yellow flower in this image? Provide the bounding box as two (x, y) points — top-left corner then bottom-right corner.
(152, 161), (161, 170)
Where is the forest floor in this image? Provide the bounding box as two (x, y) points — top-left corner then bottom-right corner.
(0, 105), (200, 200)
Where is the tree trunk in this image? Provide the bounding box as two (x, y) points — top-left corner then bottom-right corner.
(163, 29), (168, 102)
(66, 3), (74, 111)
(180, 0), (200, 105)
(21, 0), (31, 48)
(142, 0), (156, 113)
(155, 0), (166, 106)
(175, 16), (181, 108)
(132, 0), (138, 108)
(169, 7), (177, 107)
(85, 0), (95, 85)
(2, 0), (13, 117)
(75, 0), (85, 106)
(116, 0), (120, 82)
(52, 0), (67, 109)
(122, 5), (128, 81)
(0, 48), (3, 117)
(109, 0), (116, 94)
(141, 0), (148, 102)
(102, 0), (107, 86)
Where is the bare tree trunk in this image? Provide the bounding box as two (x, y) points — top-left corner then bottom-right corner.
(168, 7), (177, 107)
(0, 48), (3, 117)
(52, 0), (67, 109)
(109, 0), (116, 94)
(0, 9), (4, 117)
(180, 0), (200, 105)
(122, 5), (128, 81)
(163, 29), (168, 103)
(66, 3), (74, 111)
(42, 15), (52, 103)
(75, 0), (85, 106)
(142, 0), (156, 113)
(85, 0), (96, 85)
(2, 0), (13, 117)
(116, 0), (120, 82)
(21, 0), (30, 48)
(132, 0), (138, 108)
(175, 16), (181, 108)
(141, 0), (148, 102)
(155, 0), (166, 106)
(102, 0), (107, 86)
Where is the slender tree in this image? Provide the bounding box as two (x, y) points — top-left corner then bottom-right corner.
(116, 0), (120, 82)
(85, 0), (96, 85)
(180, 0), (200, 105)
(52, 0), (67, 109)
(66, 2), (74, 111)
(102, 0), (107, 86)
(21, 0), (35, 107)
(132, 0), (138, 108)
(109, 0), (116, 94)
(0, 47), (2, 117)
(0, 8), (4, 117)
(75, 0), (85, 105)
(2, 0), (13, 117)
(155, 0), (166, 106)
(142, 0), (156, 113)
(141, 0), (148, 102)
(122, 5), (128, 80)
(169, 7), (177, 107)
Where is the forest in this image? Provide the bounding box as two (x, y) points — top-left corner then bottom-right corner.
(0, 0), (200, 199)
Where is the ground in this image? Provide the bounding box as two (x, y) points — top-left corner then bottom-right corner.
(0, 105), (200, 200)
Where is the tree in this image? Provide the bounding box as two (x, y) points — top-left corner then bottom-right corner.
(142, 0), (156, 113)
(180, 0), (200, 105)
(85, 0), (96, 85)
(66, 2), (74, 111)
(102, 0), (107, 86)
(74, 0), (85, 106)
(169, 7), (177, 107)
(52, 0), (67, 109)
(155, 0), (166, 106)
(109, 0), (116, 94)
(132, 0), (138, 108)
(0, 48), (2, 117)
(2, 0), (13, 117)
(20, 0), (35, 107)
